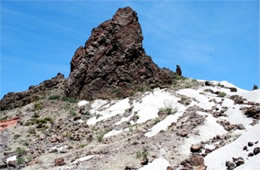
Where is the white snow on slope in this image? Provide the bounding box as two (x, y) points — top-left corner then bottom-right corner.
(237, 89), (260, 103)
(134, 89), (181, 124)
(77, 100), (88, 108)
(177, 88), (215, 110)
(145, 110), (185, 137)
(138, 158), (170, 170)
(87, 98), (130, 125)
(104, 129), (124, 138)
(205, 124), (260, 170)
(236, 154), (260, 170)
(72, 155), (95, 165)
(6, 155), (17, 163)
(224, 106), (252, 128)
(181, 111), (226, 156)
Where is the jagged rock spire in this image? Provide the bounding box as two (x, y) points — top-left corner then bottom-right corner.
(65, 7), (173, 100)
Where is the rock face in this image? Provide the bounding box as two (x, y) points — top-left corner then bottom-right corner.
(0, 73), (65, 110)
(65, 7), (174, 100)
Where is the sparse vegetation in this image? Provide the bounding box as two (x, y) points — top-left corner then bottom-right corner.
(154, 117), (160, 124)
(48, 95), (60, 100)
(96, 130), (106, 142)
(62, 96), (78, 103)
(69, 110), (77, 116)
(137, 85), (150, 92)
(136, 148), (149, 160)
(34, 102), (43, 111)
(16, 147), (26, 156)
(159, 107), (177, 115)
(217, 91), (227, 98)
(179, 96), (191, 106)
(17, 157), (25, 165)
(0, 115), (8, 121)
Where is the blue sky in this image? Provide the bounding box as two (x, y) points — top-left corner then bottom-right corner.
(1, 0), (259, 98)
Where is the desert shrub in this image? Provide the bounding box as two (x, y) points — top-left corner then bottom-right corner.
(34, 102), (43, 111)
(96, 130), (106, 142)
(44, 117), (53, 124)
(62, 97), (78, 103)
(179, 96), (191, 106)
(137, 85), (150, 92)
(17, 157), (25, 165)
(0, 115), (8, 121)
(136, 148), (149, 160)
(217, 91), (226, 98)
(48, 95), (60, 100)
(16, 147), (26, 156)
(69, 110), (76, 116)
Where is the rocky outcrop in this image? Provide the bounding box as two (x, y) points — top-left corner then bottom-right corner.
(0, 73), (65, 110)
(65, 7), (174, 100)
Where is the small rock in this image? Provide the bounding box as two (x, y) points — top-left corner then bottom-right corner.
(253, 147), (260, 155)
(54, 158), (66, 166)
(166, 166), (174, 170)
(237, 124), (245, 130)
(125, 166), (137, 170)
(233, 157), (244, 166)
(140, 158), (148, 165)
(205, 81), (211, 86)
(248, 152), (254, 157)
(190, 144), (202, 152)
(248, 142), (254, 147)
(177, 131), (188, 137)
(195, 165), (206, 170)
(225, 161), (236, 170)
(190, 155), (204, 166)
(243, 146), (247, 151)
(7, 160), (16, 167)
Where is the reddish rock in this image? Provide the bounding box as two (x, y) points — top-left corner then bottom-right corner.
(190, 155), (204, 166)
(54, 158), (66, 166)
(166, 166), (174, 170)
(65, 7), (174, 100)
(190, 144), (202, 152)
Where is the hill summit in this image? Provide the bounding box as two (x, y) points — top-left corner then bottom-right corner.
(65, 7), (174, 100)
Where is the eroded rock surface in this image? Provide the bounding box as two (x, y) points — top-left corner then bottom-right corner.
(65, 7), (174, 100)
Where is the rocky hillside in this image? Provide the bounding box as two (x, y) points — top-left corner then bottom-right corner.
(0, 6), (259, 170)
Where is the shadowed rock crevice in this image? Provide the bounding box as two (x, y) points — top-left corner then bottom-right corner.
(65, 7), (174, 100)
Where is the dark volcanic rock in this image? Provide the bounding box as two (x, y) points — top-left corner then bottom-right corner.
(244, 106), (260, 119)
(0, 73), (65, 110)
(65, 7), (174, 100)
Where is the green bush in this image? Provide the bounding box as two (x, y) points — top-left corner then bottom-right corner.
(62, 97), (78, 103)
(96, 130), (106, 142)
(217, 91), (227, 98)
(48, 95), (60, 100)
(136, 148), (149, 160)
(34, 102), (43, 111)
(17, 157), (25, 165)
(16, 147), (26, 156)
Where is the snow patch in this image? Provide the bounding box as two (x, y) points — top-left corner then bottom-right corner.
(87, 98), (131, 125)
(181, 111), (226, 155)
(6, 155), (17, 163)
(205, 124), (260, 170)
(138, 158), (170, 170)
(77, 100), (88, 108)
(177, 88), (214, 110)
(133, 89), (181, 124)
(145, 110), (185, 137)
(72, 155), (95, 165)
(104, 129), (123, 138)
